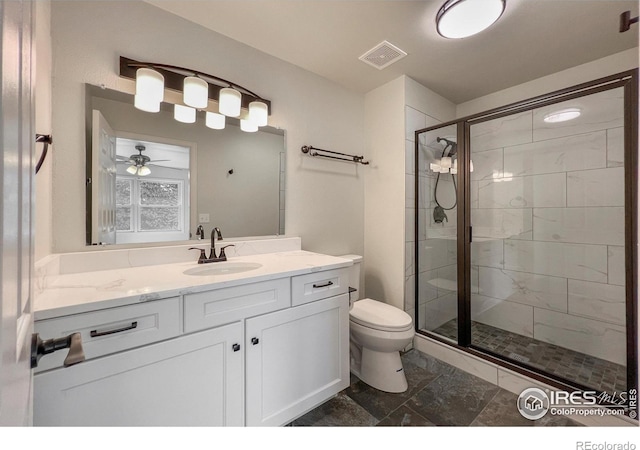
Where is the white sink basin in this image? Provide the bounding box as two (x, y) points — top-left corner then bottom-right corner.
(183, 262), (263, 276)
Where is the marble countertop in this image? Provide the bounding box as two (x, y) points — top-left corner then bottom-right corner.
(35, 250), (352, 321)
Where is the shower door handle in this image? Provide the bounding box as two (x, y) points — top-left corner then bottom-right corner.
(469, 226), (472, 243)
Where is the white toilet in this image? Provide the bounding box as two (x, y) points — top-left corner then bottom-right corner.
(339, 255), (415, 393)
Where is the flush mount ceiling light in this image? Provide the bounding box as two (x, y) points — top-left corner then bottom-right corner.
(543, 108), (581, 123)
(120, 56), (272, 132)
(436, 0), (506, 39)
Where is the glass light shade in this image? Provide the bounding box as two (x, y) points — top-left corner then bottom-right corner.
(452, 159), (458, 170)
(135, 68), (164, 104)
(440, 157), (452, 169)
(543, 108), (581, 123)
(134, 94), (160, 113)
(219, 87), (242, 117)
(249, 101), (268, 127)
(439, 167), (449, 173)
(205, 111), (225, 130)
(450, 168), (458, 174)
(137, 166), (151, 176)
(430, 163), (441, 172)
(183, 76), (208, 109)
(240, 118), (258, 133)
(470, 160), (474, 173)
(174, 104), (196, 123)
(436, 0), (505, 39)
(126, 165), (138, 175)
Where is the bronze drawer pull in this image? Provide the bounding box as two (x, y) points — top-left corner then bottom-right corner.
(312, 281), (333, 289)
(90, 321), (138, 338)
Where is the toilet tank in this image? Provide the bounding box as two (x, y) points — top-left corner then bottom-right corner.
(338, 254), (363, 300)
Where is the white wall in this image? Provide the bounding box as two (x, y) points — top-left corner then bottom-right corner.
(364, 75), (455, 312)
(49, 1), (364, 258)
(34, 0), (52, 260)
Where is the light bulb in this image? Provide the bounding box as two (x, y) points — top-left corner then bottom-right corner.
(183, 76), (208, 109)
(219, 87), (241, 117)
(134, 94), (160, 113)
(174, 104), (196, 123)
(126, 165), (138, 175)
(240, 118), (258, 133)
(135, 68), (164, 103)
(205, 111), (225, 130)
(248, 100), (268, 127)
(138, 166), (151, 176)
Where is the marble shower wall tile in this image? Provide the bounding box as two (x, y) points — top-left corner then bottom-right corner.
(418, 270), (439, 305)
(607, 127), (624, 167)
(607, 246), (625, 287)
(472, 208), (532, 240)
(478, 267), (567, 312)
(567, 279), (626, 326)
(503, 131), (607, 176)
(470, 148), (503, 181)
(405, 140), (415, 175)
(534, 309), (626, 366)
(471, 294), (534, 338)
(566, 167), (624, 207)
(503, 240), (608, 283)
(532, 88), (624, 141)
(478, 173), (566, 209)
(425, 292), (457, 331)
(470, 110), (532, 152)
(405, 106), (426, 142)
(471, 239), (504, 269)
(532, 207), (625, 246)
(418, 238), (457, 272)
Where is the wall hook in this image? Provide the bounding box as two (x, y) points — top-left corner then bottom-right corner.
(228, 169), (234, 175)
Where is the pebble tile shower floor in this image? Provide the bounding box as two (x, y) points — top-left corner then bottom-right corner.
(432, 319), (627, 394)
(289, 349), (581, 426)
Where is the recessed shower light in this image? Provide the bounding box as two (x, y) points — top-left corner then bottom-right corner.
(436, 0), (505, 39)
(543, 108), (581, 123)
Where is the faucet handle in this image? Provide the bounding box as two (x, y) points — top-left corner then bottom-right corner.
(189, 247), (207, 264)
(219, 244), (235, 260)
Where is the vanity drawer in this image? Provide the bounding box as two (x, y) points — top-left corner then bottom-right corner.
(184, 278), (291, 333)
(34, 297), (181, 373)
(291, 268), (349, 306)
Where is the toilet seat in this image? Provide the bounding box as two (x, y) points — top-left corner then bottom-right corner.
(349, 298), (413, 332)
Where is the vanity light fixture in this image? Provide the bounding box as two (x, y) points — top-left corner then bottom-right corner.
(436, 0), (506, 39)
(174, 104), (196, 123)
(543, 108), (581, 123)
(183, 76), (208, 109)
(121, 57), (272, 132)
(206, 111), (226, 130)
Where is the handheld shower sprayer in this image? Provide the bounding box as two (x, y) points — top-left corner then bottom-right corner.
(433, 136), (458, 224)
(437, 137), (457, 157)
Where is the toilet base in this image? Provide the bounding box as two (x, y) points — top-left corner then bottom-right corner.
(354, 348), (408, 393)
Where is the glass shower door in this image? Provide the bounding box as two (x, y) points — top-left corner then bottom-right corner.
(469, 86), (628, 393)
(416, 123), (459, 343)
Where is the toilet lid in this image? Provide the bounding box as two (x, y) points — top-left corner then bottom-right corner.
(349, 298), (413, 332)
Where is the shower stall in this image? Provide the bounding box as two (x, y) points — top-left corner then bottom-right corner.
(414, 70), (638, 416)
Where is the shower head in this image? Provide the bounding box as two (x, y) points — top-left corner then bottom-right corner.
(437, 137), (457, 157)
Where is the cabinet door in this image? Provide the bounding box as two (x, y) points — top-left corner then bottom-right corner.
(34, 322), (243, 426)
(245, 294), (349, 426)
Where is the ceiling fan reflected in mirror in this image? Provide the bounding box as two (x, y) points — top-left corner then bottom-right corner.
(116, 144), (170, 176)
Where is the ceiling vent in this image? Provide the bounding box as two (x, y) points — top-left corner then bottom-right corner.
(358, 40), (407, 70)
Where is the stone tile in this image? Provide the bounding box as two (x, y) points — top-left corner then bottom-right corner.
(406, 366), (501, 425)
(471, 390), (582, 426)
(345, 350), (446, 420)
(289, 392), (378, 426)
(376, 405), (435, 427)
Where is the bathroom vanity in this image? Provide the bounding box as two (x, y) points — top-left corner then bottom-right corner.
(32, 239), (352, 426)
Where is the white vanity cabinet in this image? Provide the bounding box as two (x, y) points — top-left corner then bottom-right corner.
(245, 293), (350, 426)
(34, 299), (244, 426)
(33, 262), (351, 427)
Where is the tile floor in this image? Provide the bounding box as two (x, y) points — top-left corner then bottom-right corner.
(432, 319), (627, 393)
(290, 349), (582, 427)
